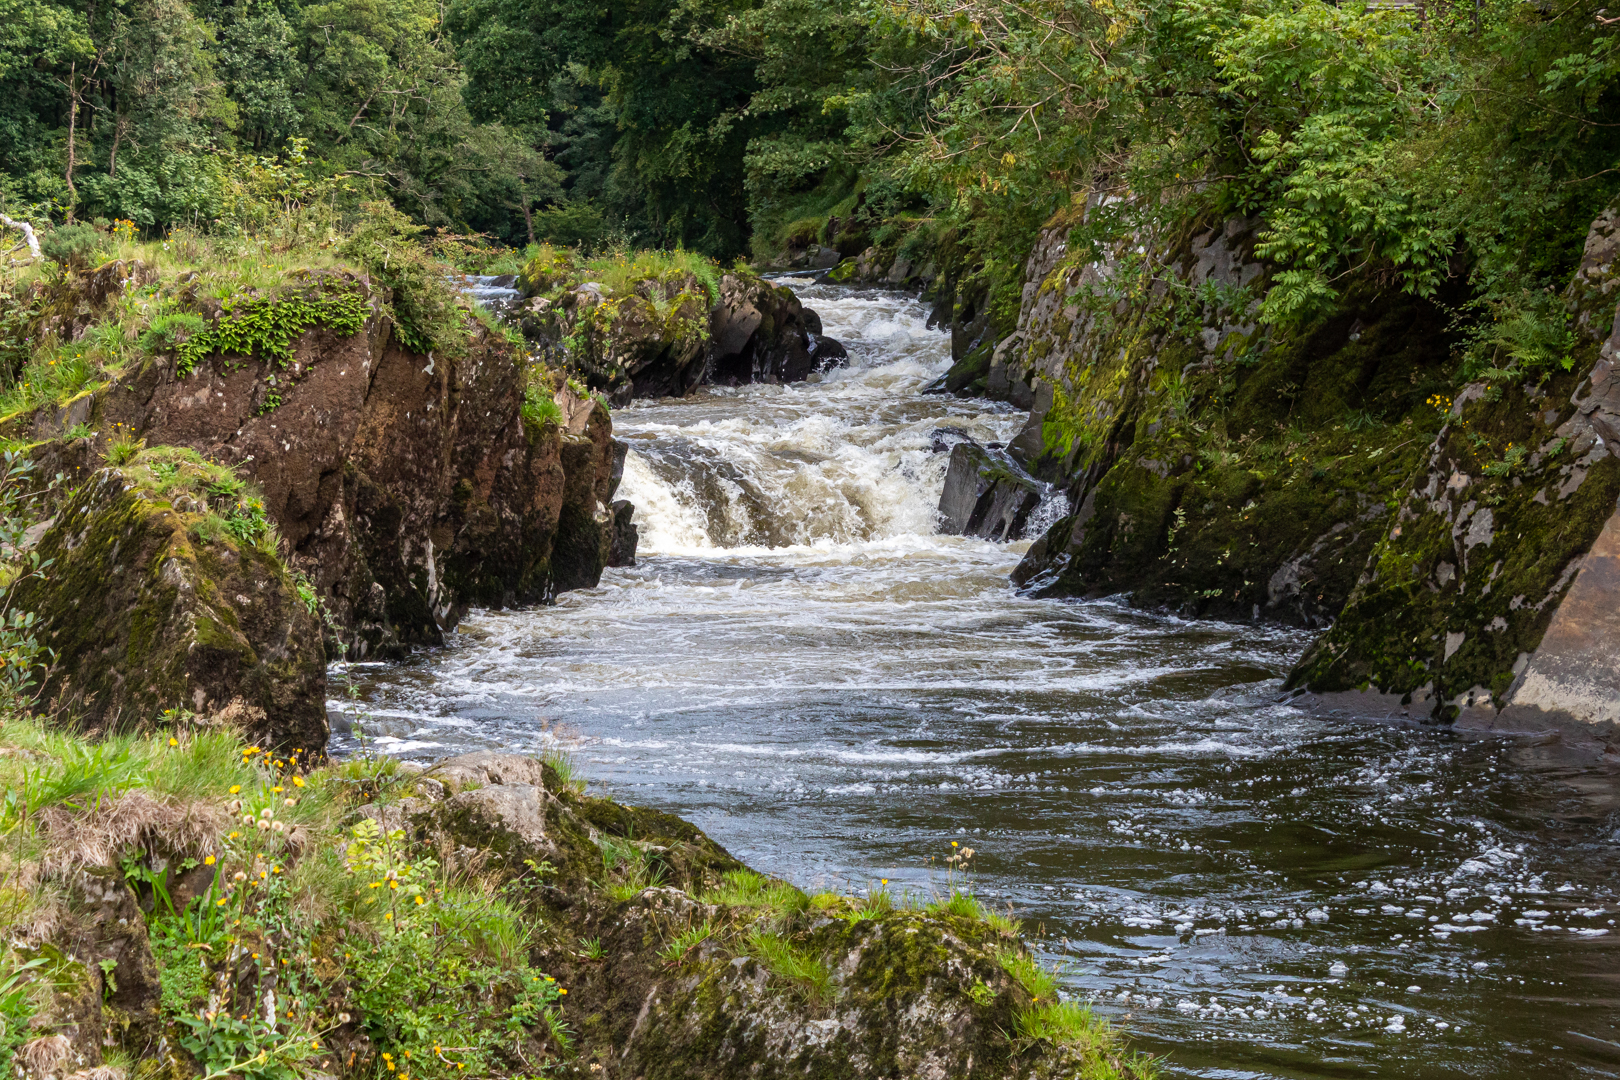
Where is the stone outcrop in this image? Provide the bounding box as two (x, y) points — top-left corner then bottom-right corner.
(397, 752), (1127, 1080)
(13, 264), (631, 662)
(937, 440), (1044, 541)
(1289, 198), (1620, 751)
(517, 253), (845, 403)
(14, 467), (326, 751)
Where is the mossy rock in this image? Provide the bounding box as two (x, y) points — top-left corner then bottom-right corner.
(15, 466), (326, 750)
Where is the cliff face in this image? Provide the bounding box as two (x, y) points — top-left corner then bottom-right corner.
(1291, 201), (1620, 750)
(1002, 204), (1454, 628)
(7, 260), (634, 749)
(992, 196), (1620, 751)
(19, 265), (629, 663)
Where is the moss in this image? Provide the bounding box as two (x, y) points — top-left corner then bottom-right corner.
(1292, 365), (1620, 714)
(15, 463), (326, 748)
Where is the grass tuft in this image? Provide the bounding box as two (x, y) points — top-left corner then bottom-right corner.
(698, 869), (808, 913)
(658, 920), (715, 964)
(745, 929), (832, 1003)
(998, 947), (1059, 1001)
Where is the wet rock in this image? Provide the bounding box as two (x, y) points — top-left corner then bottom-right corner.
(929, 427), (973, 454)
(1291, 196), (1620, 750)
(808, 333), (848, 371)
(608, 498), (639, 567)
(938, 441), (1043, 542)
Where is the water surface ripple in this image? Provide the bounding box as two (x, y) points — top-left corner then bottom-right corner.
(334, 282), (1620, 1080)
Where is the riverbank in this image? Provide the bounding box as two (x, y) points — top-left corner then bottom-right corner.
(0, 716), (1153, 1079)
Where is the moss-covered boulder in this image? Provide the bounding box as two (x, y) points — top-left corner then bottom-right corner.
(14, 463), (326, 750)
(398, 751), (1149, 1080)
(515, 248), (840, 402)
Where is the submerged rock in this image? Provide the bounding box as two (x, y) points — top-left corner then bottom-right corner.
(938, 441), (1043, 542)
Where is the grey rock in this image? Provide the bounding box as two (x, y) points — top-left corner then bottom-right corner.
(937, 441), (1043, 542)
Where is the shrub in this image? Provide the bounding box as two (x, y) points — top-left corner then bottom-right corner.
(40, 223), (105, 270)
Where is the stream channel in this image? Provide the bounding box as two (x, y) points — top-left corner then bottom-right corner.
(334, 280), (1620, 1079)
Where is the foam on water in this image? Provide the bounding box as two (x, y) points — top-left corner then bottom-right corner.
(335, 281), (1620, 1080)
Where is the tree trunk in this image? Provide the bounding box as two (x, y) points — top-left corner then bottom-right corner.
(109, 112), (125, 179)
(520, 199), (535, 246)
(64, 62), (79, 218)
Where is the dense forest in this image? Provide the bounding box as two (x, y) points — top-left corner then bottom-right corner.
(2, 0), (1619, 352)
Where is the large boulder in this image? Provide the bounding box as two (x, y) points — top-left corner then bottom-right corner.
(516, 256), (846, 401)
(938, 441), (1043, 541)
(14, 467), (326, 750)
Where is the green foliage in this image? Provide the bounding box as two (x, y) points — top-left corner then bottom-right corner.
(658, 920), (715, 964)
(41, 224), (107, 270)
(745, 928), (832, 1003)
(0, 958), (47, 1075)
(997, 947), (1058, 1002)
(698, 869), (808, 913)
(340, 203), (469, 358)
(174, 286), (367, 377)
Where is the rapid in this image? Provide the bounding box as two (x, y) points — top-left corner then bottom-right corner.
(333, 281), (1620, 1079)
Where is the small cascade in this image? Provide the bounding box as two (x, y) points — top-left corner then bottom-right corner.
(614, 282), (1041, 553)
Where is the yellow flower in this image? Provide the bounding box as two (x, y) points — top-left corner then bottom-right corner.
(229, 785), (241, 794)
(558, 988), (567, 995)
(216, 897), (227, 906)
(414, 895), (424, 905)
(169, 737), (178, 747)
(204, 855), (216, 866)
(272, 786), (283, 793)
(384, 912), (393, 921)
(951, 841), (958, 847)
(292, 777), (305, 788)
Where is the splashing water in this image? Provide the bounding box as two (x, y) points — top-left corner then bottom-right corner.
(335, 281), (1620, 1080)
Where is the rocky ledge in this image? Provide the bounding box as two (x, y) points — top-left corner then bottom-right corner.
(3, 259), (635, 750)
(2, 732), (1153, 1080)
(513, 248), (847, 403)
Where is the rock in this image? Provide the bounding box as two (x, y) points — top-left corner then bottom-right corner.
(608, 498), (639, 567)
(808, 333), (848, 371)
(929, 427), (972, 454)
(11, 268), (630, 661)
(937, 441), (1043, 542)
(409, 749), (1110, 1080)
(1292, 195), (1620, 750)
(14, 469), (327, 751)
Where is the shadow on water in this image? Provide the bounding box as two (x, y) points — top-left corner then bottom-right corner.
(332, 281), (1620, 1080)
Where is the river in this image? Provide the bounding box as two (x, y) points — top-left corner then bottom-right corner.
(333, 281), (1620, 1079)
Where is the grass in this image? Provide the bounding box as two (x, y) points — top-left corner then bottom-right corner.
(998, 947), (1060, 1002)
(698, 869), (808, 913)
(595, 834), (665, 901)
(539, 747), (583, 794)
(1012, 1001), (1160, 1076)
(745, 929), (832, 1003)
(0, 711), (572, 1077)
(658, 920), (715, 964)
(114, 444), (277, 554)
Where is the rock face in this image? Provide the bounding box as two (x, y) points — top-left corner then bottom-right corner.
(14, 468), (326, 750)
(17, 265), (630, 661)
(1000, 201), (1454, 628)
(517, 254), (845, 402)
(937, 441), (1044, 541)
(396, 752), (1123, 1080)
(1290, 198), (1620, 750)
